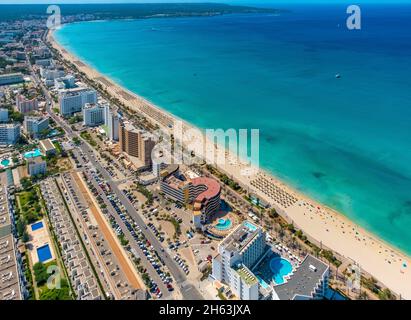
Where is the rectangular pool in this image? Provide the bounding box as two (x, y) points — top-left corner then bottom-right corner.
(244, 221), (257, 231)
(31, 221), (44, 231)
(37, 244), (52, 263)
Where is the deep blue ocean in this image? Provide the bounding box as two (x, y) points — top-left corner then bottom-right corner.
(55, 4), (411, 254)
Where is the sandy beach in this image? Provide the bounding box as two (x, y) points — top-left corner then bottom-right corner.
(48, 30), (411, 299)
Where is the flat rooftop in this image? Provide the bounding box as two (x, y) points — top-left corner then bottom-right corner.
(39, 138), (55, 151)
(60, 86), (94, 96)
(234, 264), (258, 286)
(191, 177), (221, 202)
(28, 156), (45, 164)
(122, 121), (139, 134)
(83, 102), (105, 110)
(0, 184), (11, 234)
(0, 123), (20, 129)
(273, 255), (329, 300)
(0, 234), (22, 300)
(0, 72), (23, 78)
(24, 116), (47, 122)
(220, 220), (261, 253)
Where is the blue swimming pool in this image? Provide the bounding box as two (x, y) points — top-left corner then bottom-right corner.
(47, 129), (59, 137)
(256, 275), (270, 290)
(244, 221), (257, 231)
(270, 258), (293, 284)
(1, 159), (10, 167)
(37, 244), (52, 263)
(31, 221), (44, 231)
(215, 218), (232, 231)
(23, 148), (42, 159)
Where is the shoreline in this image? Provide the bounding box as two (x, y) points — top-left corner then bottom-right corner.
(48, 28), (411, 299)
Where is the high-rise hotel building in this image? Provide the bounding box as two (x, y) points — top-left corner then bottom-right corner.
(82, 102), (107, 127)
(119, 121), (155, 167)
(212, 220), (330, 300)
(15, 95), (38, 114)
(212, 221), (266, 300)
(58, 87), (97, 117)
(105, 106), (119, 141)
(23, 116), (49, 139)
(160, 165), (221, 228)
(0, 123), (20, 146)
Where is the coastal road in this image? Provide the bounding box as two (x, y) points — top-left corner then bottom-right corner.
(31, 44), (204, 300)
(72, 149), (171, 298)
(45, 103), (203, 299)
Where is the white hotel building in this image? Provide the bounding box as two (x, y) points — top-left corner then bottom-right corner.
(212, 221), (265, 300)
(0, 123), (20, 146)
(23, 116), (49, 139)
(0, 73), (24, 86)
(83, 102), (107, 127)
(105, 106), (119, 141)
(15, 95), (38, 114)
(27, 156), (47, 176)
(212, 220), (330, 300)
(0, 108), (8, 122)
(58, 87), (97, 117)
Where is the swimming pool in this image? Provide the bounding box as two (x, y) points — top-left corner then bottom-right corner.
(37, 244), (52, 263)
(23, 148), (42, 159)
(31, 221), (44, 231)
(256, 275), (271, 290)
(244, 221), (257, 232)
(0, 159), (10, 167)
(215, 218), (232, 231)
(47, 129), (60, 137)
(270, 257), (293, 284)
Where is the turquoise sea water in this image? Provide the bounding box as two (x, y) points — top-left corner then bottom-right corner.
(55, 4), (411, 255)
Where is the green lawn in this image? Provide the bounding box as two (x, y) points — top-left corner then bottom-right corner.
(52, 141), (63, 154)
(34, 261), (73, 300)
(80, 131), (97, 147)
(16, 187), (44, 223)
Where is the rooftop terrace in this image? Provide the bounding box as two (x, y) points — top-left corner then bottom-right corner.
(234, 264), (258, 286)
(0, 234), (22, 300)
(273, 255), (329, 300)
(220, 220), (261, 253)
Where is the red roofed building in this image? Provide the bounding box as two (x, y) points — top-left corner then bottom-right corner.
(160, 166), (221, 228)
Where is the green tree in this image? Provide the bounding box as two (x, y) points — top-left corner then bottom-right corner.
(378, 288), (396, 300)
(269, 208), (278, 219)
(9, 110), (24, 123)
(33, 262), (48, 286)
(22, 231), (30, 243)
(16, 219), (26, 237)
(20, 177), (32, 190)
(39, 279), (71, 300)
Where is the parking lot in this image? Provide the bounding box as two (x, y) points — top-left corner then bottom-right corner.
(70, 149), (177, 299)
(59, 172), (144, 299)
